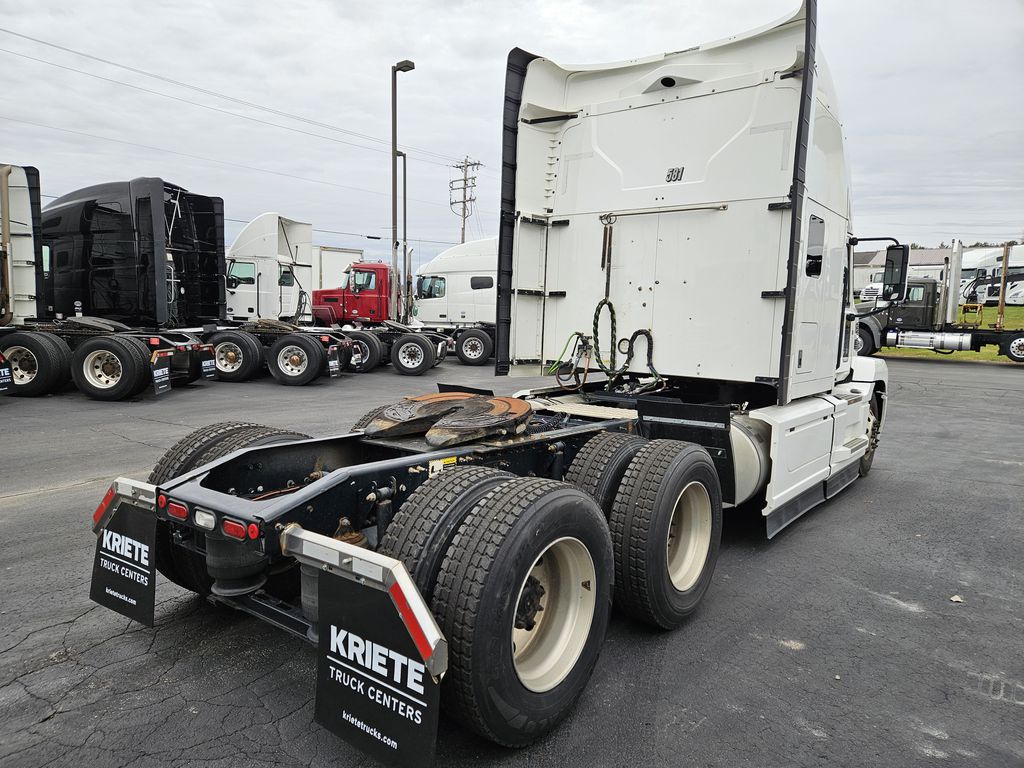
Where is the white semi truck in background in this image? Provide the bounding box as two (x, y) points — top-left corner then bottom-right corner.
(225, 212), (362, 324)
(89, 1), (903, 760)
(413, 236), (497, 364)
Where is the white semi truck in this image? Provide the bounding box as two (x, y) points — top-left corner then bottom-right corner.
(413, 236), (498, 364)
(88, 1), (899, 760)
(225, 213), (363, 324)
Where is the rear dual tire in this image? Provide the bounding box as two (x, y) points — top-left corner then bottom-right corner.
(209, 330), (263, 382)
(455, 328), (493, 366)
(71, 335), (152, 401)
(0, 331), (70, 396)
(391, 334), (435, 375)
(379, 470), (613, 746)
(345, 330), (385, 373)
(268, 333), (325, 385)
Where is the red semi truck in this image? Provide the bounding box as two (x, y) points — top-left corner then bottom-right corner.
(312, 262), (453, 375)
(313, 261), (496, 371)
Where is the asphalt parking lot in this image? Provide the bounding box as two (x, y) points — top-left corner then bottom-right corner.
(1, 358), (1022, 767)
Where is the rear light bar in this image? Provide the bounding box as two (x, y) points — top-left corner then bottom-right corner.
(167, 501), (189, 520)
(222, 519), (246, 540)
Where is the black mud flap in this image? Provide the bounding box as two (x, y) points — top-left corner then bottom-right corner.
(0, 356), (11, 393)
(199, 344), (217, 379)
(89, 501), (157, 626)
(327, 344), (344, 378)
(151, 350), (172, 396)
(315, 571), (440, 767)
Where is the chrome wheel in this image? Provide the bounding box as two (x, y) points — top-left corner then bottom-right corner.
(5, 346), (38, 384)
(461, 337), (485, 360)
(665, 481), (713, 592)
(853, 332), (864, 354)
(397, 342), (423, 369)
(1009, 337), (1024, 361)
(511, 536), (597, 693)
(276, 345), (308, 376)
(82, 349), (123, 389)
(215, 342), (244, 373)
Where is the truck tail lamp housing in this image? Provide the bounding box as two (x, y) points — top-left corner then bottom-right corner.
(221, 518), (246, 540)
(166, 501), (189, 520)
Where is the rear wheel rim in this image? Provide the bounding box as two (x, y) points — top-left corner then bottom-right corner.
(216, 342), (244, 373)
(665, 481), (713, 592)
(354, 340), (371, 365)
(83, 349), (123, 389)
(5, 346), (38, 384)
(854, 333), (864, 354)
(277, 345), (307, 376)
(511, 536), (597, 693)
(1010, 337), (1024, 359)
(462, 337), (484, 359)
(397, 342), (423, 368)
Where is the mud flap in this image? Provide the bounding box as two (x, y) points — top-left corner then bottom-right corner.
(0, 355), (11, 392)
(151, 349), (173, 396)
(199, 344), (217, 379)
(280, 525), (446, 766)
(327, 344), (344, 378)
(89, 501), (157, 626)
(315, 572), (441, 766)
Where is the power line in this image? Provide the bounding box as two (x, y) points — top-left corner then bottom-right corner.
(0, 46), (459, 169)
(0, 25), (466, 165)
(1, 114), (449, 208)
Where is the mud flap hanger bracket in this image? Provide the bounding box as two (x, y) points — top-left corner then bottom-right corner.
(279, 523), (449, 680)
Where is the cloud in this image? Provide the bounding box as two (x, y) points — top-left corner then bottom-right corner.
(1, 0), (1021, 265)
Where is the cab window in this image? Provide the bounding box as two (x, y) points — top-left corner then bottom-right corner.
(228, 261), (256, 284)
(420, 276), (446, 298)
(351, 270), (376, 291)
(907, 285), (925, 302)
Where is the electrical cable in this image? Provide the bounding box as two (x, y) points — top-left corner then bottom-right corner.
(0, 46), (459, 169)
(0, 115), (449, 207)
(0, 26), (466, 165)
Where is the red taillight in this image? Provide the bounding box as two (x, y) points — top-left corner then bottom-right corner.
(92, 485), (116, 525)
(176, 345), (186, 351)
(247, 523), (260, 540)
(157, 494), (167, 509)
(149, 337), (160, 346)
(321, 335), (330, 342)
(167, 501), (189, 520)
(222, 519), (246, 540)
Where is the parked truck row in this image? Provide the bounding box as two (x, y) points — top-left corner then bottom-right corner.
(1, 166), (504, 400)
(88, 2), (901, 762)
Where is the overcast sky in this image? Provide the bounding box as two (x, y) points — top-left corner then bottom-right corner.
(2, 0), (1022, 268)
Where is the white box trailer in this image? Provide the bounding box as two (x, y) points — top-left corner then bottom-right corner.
(311, 244), (363, 290)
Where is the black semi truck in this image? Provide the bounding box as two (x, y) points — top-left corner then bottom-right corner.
(1, 164), (216, 400)
(1, 165), (354, 400)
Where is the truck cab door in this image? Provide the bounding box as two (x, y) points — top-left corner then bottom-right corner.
(418, 275), (449, 322)
(278, 264), (297, 320)
(226, 259), (257, 320)
(887, 282), (930, 328)
(349, 268), (381, 321)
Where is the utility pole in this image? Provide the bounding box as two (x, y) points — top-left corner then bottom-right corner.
(450, 157), (482, 244)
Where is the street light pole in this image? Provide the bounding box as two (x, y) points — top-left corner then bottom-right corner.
(397, 150), (411, 320)
(391, 59), (414, 322)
